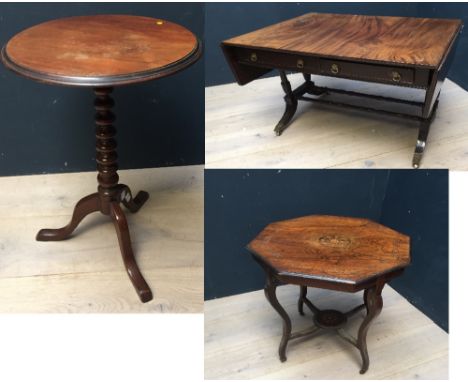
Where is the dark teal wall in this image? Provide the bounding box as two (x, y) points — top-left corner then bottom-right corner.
(0, 3), (204, 176)
(380, 170), (449, 331)
(204, 169), (449, 331)
(205, 2), (467, 90)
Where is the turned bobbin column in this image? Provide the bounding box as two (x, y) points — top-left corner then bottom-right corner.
(35, 88), (153, 303)
(94, 87), (119, 212)
(1, 14), (202, 304)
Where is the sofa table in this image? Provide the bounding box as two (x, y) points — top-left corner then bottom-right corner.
(247, 215), (410, 374)
(222, 13), (462, 168)
(1, 15), (201, 302)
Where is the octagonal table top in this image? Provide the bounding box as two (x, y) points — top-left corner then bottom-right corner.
(1, 14), (202, 87)
(248, 215), (410, 291)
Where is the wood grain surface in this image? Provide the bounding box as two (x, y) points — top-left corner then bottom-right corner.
(2, 14), (201, 86)
(223, 13), (461, 68)
(0, 165), (203, 313)
(205, 75), (468, 169)
(248, 215), (410, 284)
(205, 285), (448, 379)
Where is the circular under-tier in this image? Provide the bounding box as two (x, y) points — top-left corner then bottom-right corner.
(1, 14), (201, 87)
(314, 309), (348, 329)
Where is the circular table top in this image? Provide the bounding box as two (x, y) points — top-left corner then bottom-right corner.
(1, 14), (201, 87)
(248, 215), (410, 289)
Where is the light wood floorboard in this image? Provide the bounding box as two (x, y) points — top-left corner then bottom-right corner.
(206, 73), (468, 169)
(0, 165), (203, 313)
(204, 285), (447, 379)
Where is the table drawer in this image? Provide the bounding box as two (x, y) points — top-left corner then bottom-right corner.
(230, 46), (429, 87)
(319, 59), (415, 86)
(234, 48), (319, 72)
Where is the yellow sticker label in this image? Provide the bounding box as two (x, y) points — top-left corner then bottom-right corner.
(156, 20), (164, 25)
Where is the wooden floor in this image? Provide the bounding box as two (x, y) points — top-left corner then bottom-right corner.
(206, 73), (468, 169)
(205, 285), (447, 379)
(0, 165), (203, 313)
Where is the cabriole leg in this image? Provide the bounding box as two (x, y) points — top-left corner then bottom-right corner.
(264, 273), (292, 362)
(110, 201), (152, 303)
(36, 193), (100, 241)
(298, 285), (307, 315)
(357, 282), (384, 374)
(116, 184), (149, 213)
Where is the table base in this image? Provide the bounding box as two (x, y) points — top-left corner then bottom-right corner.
(36, 87), (153, 303)
(265, 276), (385, 374)
(274, 71), (439, 169)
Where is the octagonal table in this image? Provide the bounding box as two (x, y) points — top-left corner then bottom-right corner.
(247, 215), (410, 374)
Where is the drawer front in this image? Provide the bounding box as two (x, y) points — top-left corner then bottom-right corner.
(231, 46), (429, 87)
(234, 48), (319, 73)
(319, 59), (415, 86)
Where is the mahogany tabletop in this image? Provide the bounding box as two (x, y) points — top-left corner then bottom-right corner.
(1, 14), (202, 87)
(223, 13), (462, 69)
(248, 215), (410, 290)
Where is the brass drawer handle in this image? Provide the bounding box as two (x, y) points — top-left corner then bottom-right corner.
(250, 53), (257, 62)
(392, 71), (401, 82)
(297, 59), (304, 69)
(331, 63), (339, 74)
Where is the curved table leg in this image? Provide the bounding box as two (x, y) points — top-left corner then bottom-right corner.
(117, 184), (149, 213)
(274, 70), (298, 136)
(357, 282), (384, 374)
(363, 289), (369, 315)
(264, 273), (291, 362)
(36, 192), (100, 241)
(413, 100), (438, 169)
(298, 285), (307, 315)
(110, 201), (153, 303)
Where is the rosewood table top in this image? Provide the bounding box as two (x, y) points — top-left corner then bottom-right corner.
(1, 14), (202, 87)
(224, 12), (461, 69)
(248, 215), (410, 291)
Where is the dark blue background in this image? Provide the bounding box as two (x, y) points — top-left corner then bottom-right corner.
(0, 3), (204, 176)
(205, 2), (468, 89)
(205, 169), (449, 331)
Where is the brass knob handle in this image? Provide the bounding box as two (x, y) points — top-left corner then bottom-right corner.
(297, 59), (304, 69)
(250, 53), (257, 62)
(392, 71), (401, 82)
(331, 63), (339, 74)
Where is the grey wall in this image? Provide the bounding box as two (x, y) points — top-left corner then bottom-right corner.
(205, 2), (468, 90)
(204, 169), (449, 331)
(0, 3), (204, 176)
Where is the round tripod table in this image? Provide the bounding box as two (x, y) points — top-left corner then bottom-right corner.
(1, 14), (202, 303)
(248, 215), (410, 374)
